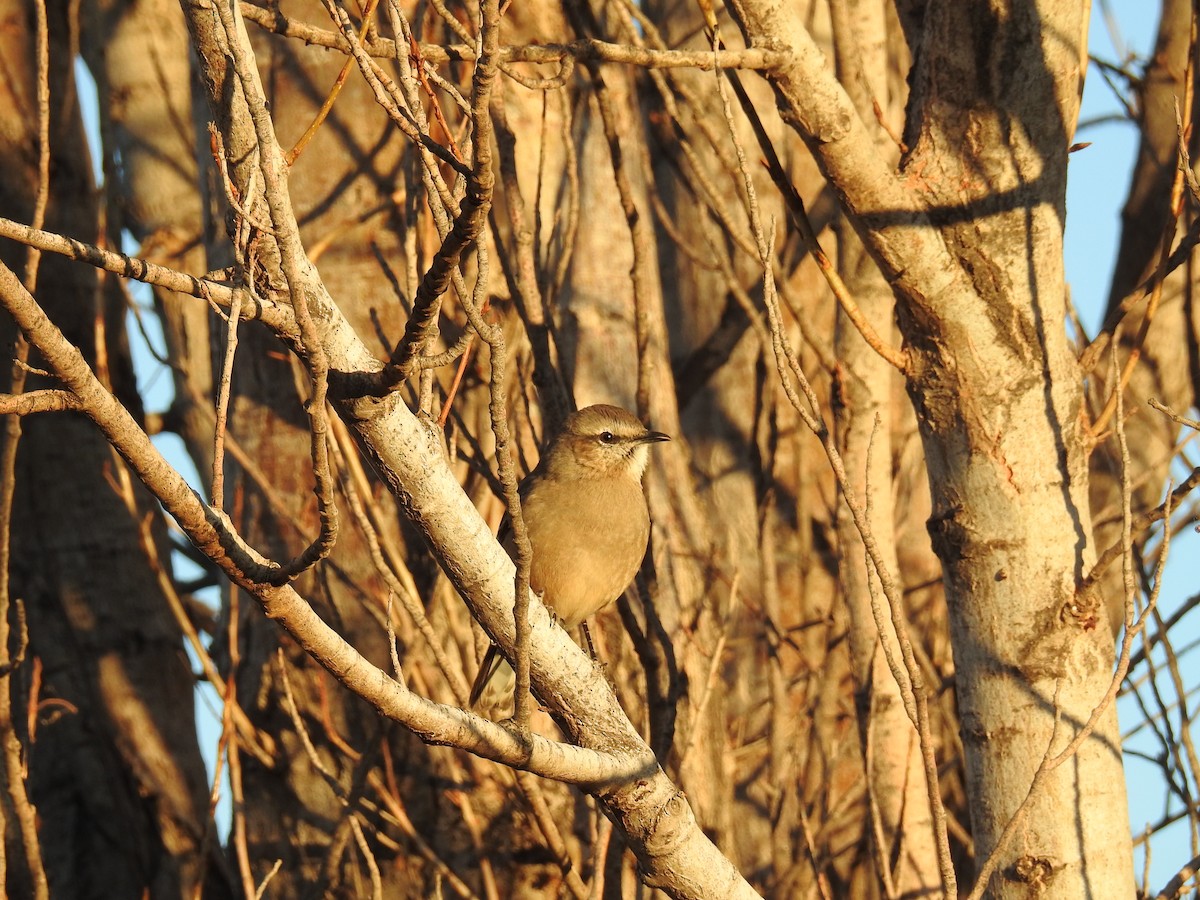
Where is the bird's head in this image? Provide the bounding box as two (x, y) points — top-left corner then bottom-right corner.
(545, 404), (670, 481)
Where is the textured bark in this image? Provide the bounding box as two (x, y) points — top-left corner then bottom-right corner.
(1, 0), (1186, 896)
(727, 0), (1134, 895)
(886, 3), (1130, 894)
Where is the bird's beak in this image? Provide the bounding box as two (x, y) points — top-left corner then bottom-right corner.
(640, 430), (671, 444)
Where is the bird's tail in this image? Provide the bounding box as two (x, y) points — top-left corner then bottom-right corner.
(469, 644), (506, 707)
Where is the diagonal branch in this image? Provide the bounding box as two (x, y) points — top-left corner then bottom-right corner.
(0, 257), (648, 787)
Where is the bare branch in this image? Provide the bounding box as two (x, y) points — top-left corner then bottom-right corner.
(0, 390), (81, 416)
(237, 3), (791, 71)
(0, 216), (292, 330)
(0, 257), (659, 786)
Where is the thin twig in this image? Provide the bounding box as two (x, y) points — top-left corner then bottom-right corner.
(0, 2), (52, 891)
(237, 4), (792, 70)
(1154, 850), (1200, 898)
(226, 574), (257, 899)
(123, 468), (276, 765)
(0, 216), (290, 329)
(709, 27), (954, 895)
(428, 0), (473, 44)
(489, 92), (570, 424)
(323, 0), (468, 185)
(210, 289), (241, 508)
(1149, 398), (1200, 432)
(713, 36), (907, 374)
(588, 811), (612, 900)
(288, 0), (381, 165)
(328, 418), (471, 702)
(1078, 459), (1200, 604)
(349, 816), (384, 900)
(514, 771), (589, 899)
(676, 575), (738, 768)
(253, 860), (283, 900)
(215, 0), (341, 581)
(364, 765), (483, 899)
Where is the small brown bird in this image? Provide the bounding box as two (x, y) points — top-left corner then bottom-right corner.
(469, 404), (669, 710)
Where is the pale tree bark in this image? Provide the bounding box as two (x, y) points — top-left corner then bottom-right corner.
(726, 0), (1133, 895)
(3, 0), (1195, 896)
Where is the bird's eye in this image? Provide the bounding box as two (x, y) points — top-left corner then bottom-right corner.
(599, 431), (616, 444)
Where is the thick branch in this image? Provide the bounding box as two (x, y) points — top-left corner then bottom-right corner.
(0, 250), (759, 897)
(723, 0), (969, 325)
(0, 258), (645, 786)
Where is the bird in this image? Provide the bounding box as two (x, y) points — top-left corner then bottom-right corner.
(469, 404), (669, 711)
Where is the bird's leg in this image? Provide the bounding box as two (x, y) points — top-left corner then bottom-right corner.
(539, 590), (560, 628)
(580, 621), (597, 658)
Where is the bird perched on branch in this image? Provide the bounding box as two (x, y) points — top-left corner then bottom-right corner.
(469, 404), (670, 712)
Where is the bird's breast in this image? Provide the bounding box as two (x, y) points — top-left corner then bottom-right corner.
(520, 475), (651, 627)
